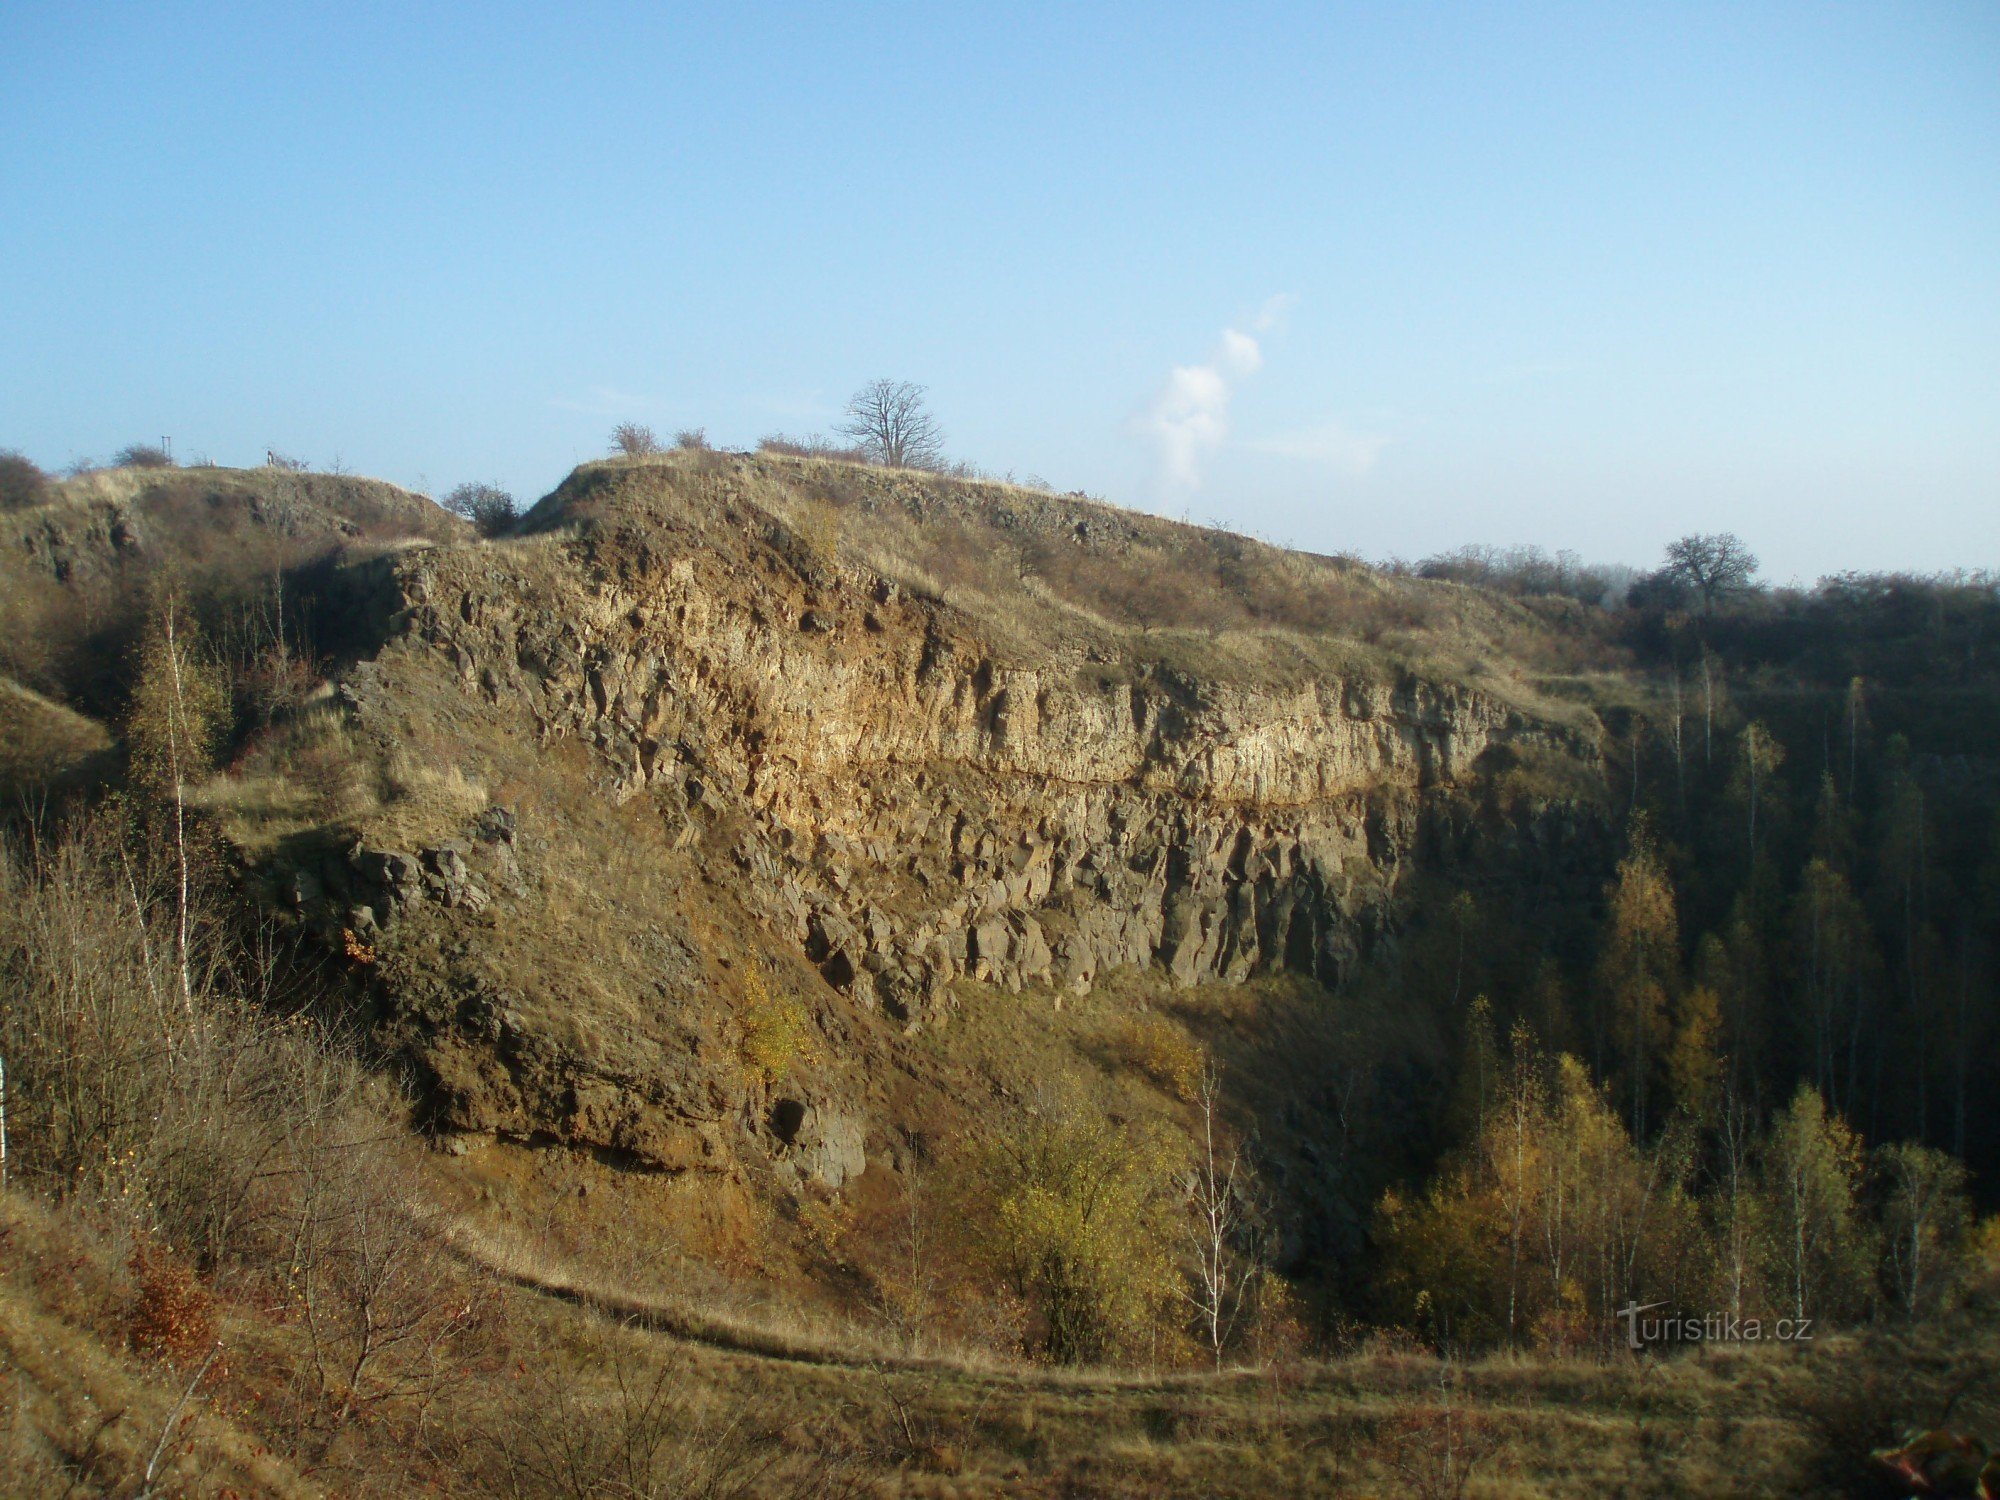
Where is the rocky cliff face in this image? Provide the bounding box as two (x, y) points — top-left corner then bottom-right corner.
(283, 456), (1607, 1186)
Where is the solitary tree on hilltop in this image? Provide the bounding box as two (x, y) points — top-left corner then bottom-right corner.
(1662, 533), (1759, 614)
(838, 379), (943, 470)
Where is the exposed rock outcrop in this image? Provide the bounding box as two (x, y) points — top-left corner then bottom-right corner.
(277, 456), (1610, 1180)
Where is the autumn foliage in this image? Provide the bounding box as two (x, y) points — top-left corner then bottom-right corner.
(129, 1244), (218, 1369)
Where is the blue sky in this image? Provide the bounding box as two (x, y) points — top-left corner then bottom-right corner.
(2, 2), (1994, 581)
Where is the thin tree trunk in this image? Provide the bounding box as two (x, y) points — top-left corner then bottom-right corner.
(1670, 671), (1686, 812)
(162, 602), (195, 1015)
(1848, 678), (1861, 799)
(1745, 725), (1765, 862)
(1703, 656), (1714, 767)
(1954, 935), (1970, 1159)
(139, 1341), (223, 1499)
(1793, 1173), (1808, 1323)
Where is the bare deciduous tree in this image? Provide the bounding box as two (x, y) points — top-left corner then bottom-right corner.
(1662, 533), (1759, 614)
(868, 1146), (937, 1353)
(837, 380), (943, 470)
(292, 1155), (482, 1433)
(1668, 665), (1686, 807)
(1714, 1071), (1758, 1322)
(125, 597), (230, 1012)
(1178, 1065), (1261, 1369)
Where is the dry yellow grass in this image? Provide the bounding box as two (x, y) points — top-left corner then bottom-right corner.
(0, 1198), (326, 1499)
(539, 449), (1622, 729)
(0, 676), (113, 794)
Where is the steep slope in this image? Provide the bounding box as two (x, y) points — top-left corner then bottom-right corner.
(0, 676), (115, 800)
(228, 453), (1612, 1206)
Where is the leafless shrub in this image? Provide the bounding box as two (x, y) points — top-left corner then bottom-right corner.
(1415, 544), (1622, 606)
(674, 427), (710, 450)
(0, 808), (520, 1479)
(758, 432), (869, 464)
(611, 422), (661, 457)
(0, 818), (184, 1201)
(116, 443), (176, 470)
(289, 1149), (488, 1434)
(146, 1002), (362, 1273)
(490, 1346), (840, 1499)
(0, 815), (364, 1273)
(1365, 1363), (1500, 1500)
(210, 575), (322, 729)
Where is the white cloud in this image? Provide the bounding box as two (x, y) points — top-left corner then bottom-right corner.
(1143, 364), (1233, 487)
(1250, 293), (1297, 333)
(1137, 298), (1293, 489)
(1218, 328), (1262, 378)
(1245, 420), (1391, 477)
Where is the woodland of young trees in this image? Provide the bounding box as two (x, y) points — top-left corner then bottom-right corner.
(1366, 547), (2000, 1354)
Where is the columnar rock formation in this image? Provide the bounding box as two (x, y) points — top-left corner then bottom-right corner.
(285, 457), (1606, 1181)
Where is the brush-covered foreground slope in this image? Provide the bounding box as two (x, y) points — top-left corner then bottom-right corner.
(14, 1181), (1991, 1500)
(219, 452), (1611, 1216)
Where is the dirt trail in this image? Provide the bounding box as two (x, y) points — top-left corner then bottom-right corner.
(440, 1216), (1253, 1395)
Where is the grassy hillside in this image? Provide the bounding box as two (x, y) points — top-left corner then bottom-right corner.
(529, 451), (1625, 715)
(3, 451), (1995, 1498)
